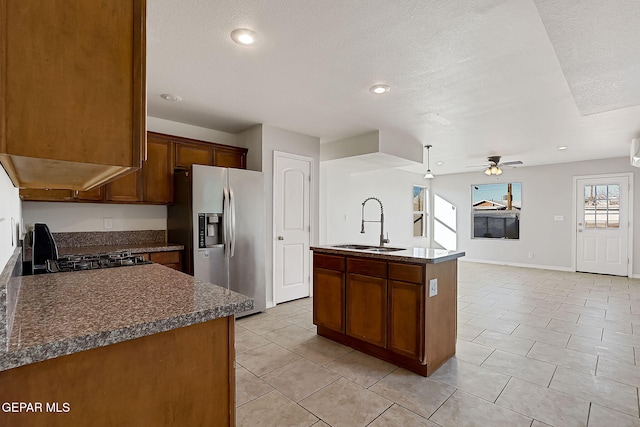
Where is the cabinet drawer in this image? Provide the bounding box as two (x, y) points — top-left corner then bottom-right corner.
(150, 251), (181, 265)
(314, 253), (345, 271)
(388, 262), (423, 284)
(347, 258), (387, 278)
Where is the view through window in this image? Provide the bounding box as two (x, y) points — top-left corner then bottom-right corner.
(413, 186), (428, 238)
(584, 184), (620, 228)
(472, 183), (522, 239)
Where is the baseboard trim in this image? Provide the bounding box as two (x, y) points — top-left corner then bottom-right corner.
(459, 258), (574, 273)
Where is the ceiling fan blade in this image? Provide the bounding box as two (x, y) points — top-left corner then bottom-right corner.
(465, 164), (490, 168)
(499, 160), (523, 166)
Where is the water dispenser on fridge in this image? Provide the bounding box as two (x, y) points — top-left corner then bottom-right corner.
(198, 213), (223, 248)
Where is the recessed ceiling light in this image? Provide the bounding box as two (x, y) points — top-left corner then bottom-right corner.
(230, 28), (258, 45)
(436, 161), (444, 166)
(557, 146), (568, 150)
(369, 84), (390, 94)
(160, 93), (182, 102)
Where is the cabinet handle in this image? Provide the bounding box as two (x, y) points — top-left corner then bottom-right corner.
(277, 236), (284, 240)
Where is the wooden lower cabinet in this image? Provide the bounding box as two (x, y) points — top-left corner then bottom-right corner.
(313, 268), (345, 333)
(0, 316), (236, 427)
(150, 251), (182, 271)
(346, 272), (387, 347)
(140, 251), (183, 271)
(388, 280), (424, 361)
(313, 251), (457, 377)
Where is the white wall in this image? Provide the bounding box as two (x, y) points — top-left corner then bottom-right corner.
(237, 124), (263, 172)
(22, 202), (166, 232)
(321, 166), (429, 248)
(0, 168), (21, 272)
(432, 157), (640, 275)
(147, 117), (238, 146)
(261, 125), (321, 307)
(321, 156), (640, 276)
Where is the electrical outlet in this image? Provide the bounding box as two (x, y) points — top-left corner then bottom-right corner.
(429, 278), (438, 297)
(528, 252), (534, 259)
(103, 217), (113, 230)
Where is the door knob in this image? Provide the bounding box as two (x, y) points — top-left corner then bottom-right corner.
(277, 236), (284, 240)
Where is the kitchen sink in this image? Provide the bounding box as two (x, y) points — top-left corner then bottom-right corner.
(365, 247), (404, 252)
(332, 244), (376, 250)
(331, 244), (404, 252)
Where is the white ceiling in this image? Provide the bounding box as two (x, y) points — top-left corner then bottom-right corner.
(147, 0), (640, 175)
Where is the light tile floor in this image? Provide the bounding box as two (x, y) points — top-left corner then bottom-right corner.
(235, 262), (640, 427)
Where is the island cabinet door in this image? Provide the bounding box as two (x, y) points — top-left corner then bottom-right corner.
(345, 273), (387, 348)
(388, 280), (425, 362)
(313, 254), (346, 332)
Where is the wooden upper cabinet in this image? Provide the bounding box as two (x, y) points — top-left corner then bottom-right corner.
(213, 146), (246, 169)
(106, 170), (142, 203)
(75, 186), (105, 202)
(143, 136), (173, 204)
(166, 132), (247, 170)
(174, 142), (213, 169)
(0, 0), (146, 191)
(19, 189), (74, 202)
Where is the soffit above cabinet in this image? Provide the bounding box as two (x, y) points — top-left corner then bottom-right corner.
(0, 0), (146, 191)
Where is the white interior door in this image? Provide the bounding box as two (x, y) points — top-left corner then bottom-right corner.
(274, 152), (311, 303)
(576, 175), (630, 276)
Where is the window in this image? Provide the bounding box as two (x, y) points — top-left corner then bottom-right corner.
(472, 182), (521, 240)
(413, 186), (428, 238)
(434, 194), (457, 250)
(584, 184), (619, 228)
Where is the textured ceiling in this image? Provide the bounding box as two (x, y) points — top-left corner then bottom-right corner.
(534, 0), (640, 116)
(147, 0), (640, 175)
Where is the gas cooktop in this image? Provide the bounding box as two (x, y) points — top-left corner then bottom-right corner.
(46, 250), (152, 273)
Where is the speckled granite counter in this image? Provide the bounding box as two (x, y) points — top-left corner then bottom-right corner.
(0, 260), (253, 371)
(57, 242), (184, 256)
(311, 245), (465, 264)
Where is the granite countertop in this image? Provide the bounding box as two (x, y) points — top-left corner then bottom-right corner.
(0, 262), (253, 371)
(57, 242), (184, 256)
(311, 244), (465, 264)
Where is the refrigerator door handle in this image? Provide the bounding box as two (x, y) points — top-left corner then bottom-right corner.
(223, 186), (230, 257)
(229, 187), (236, 257)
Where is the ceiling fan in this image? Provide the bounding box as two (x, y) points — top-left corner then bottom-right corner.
(467, 156), (523, 175)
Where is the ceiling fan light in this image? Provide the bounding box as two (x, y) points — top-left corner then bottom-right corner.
(484, 167), (492, 176)
(496, 167), (503, 175)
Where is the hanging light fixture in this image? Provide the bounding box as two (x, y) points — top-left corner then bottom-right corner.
(484, 165), (503, 176)
(424, 145), (435, 179)
(484, 166), (502, 175)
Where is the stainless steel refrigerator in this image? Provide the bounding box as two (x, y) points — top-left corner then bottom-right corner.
(168, 164), (266, 316)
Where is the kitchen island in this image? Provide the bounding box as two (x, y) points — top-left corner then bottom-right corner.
(0, 249), (252, 426)
(311, 245), (464, 377)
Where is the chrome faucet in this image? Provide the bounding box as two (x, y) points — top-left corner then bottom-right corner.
(361, 197), (390, 247)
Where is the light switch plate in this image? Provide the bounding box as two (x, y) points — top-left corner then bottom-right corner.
(429, 278), (438, 297)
